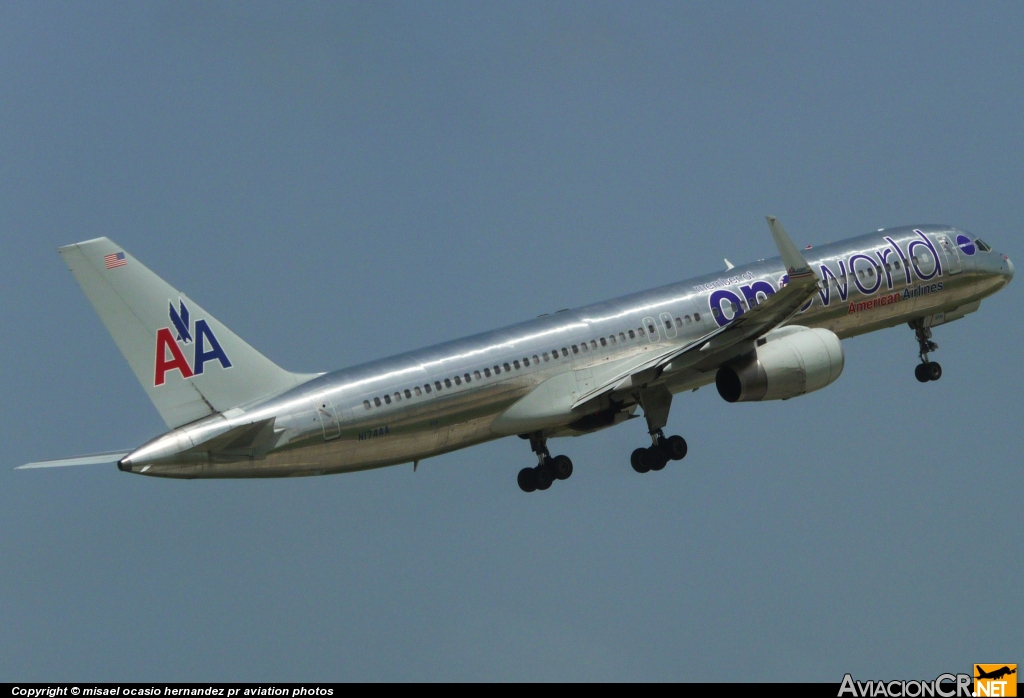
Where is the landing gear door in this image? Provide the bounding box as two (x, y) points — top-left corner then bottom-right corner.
(936, 234), (962, 275)
(312, 392), (342, 441)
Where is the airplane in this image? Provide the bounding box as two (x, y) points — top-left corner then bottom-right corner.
(18, 218), (1014, 493)
(975, 666), (1016, 681)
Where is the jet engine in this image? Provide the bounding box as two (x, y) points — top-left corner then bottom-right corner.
(716, 327), (844, 402)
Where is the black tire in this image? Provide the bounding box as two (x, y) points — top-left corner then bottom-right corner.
(552, 455), (573, 480)
(927, 361), (942, 381)
(517, 467), (537, 493)
(915, 363), (929, 383)
(650, 447), (669, 471)
(665, 435), (688, 461)
(535, 465), (554, 490)
(637, 447), (660, 473)
(631, 448), (650, 473)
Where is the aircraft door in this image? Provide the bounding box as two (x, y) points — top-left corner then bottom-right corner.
(935, 234), (962, 275)
(642, 316), (660, 343)
(659, 312), (678, 339)
(312, 392), (342, 441)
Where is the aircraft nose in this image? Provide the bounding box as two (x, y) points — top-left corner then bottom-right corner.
(1004, 254), (1014, 283)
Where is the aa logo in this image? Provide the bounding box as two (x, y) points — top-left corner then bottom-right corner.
(975, 665), (1017, 697)
(154, 299), (232, 386)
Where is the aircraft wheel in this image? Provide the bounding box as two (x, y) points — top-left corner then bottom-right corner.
(631, 447), (650, 473)
(552, 455), (573, 480)
(535, 465), (554, 490)
(927, 361), (942, 381)
(915, 363), (929, 383)
(518, 467), (537, 493)
(637, 447), (661, 473)
(649, 447), (669, 471)
(665, 435), (688, 461)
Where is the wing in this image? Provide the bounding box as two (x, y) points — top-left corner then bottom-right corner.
(572, 216), (820, 409)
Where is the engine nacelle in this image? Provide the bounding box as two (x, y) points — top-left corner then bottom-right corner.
(716, 327), (844, 402)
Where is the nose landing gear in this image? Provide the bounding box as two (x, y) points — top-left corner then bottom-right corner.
(910, 320), (942, 383)
(517, 432), (573, 493)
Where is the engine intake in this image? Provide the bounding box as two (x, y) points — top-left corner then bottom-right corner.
(716, 327), (844, 402)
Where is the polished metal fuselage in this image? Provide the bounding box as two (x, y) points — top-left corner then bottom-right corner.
(124, 225), (1013, 478)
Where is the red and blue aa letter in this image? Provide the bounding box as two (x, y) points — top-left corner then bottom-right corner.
(155, 327), (194, 386)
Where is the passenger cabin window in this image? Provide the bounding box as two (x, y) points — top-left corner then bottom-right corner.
(405, 389), (412, 398)
(374, 397), (381, 407)
(424, 384), (432, 393)
(435, 381), (442, 391)
(454, 376), (461, 385)
(394, 392), (401, 402)
(494, 365), (501, 374)
(484, 368), (491, 377)
(580, 343), (588, 352)
(363, 400), (371, 410)
(712, 308), (721, 318)
(383, 395), (391, 405)
(675, 317), (682, 327)
(474, 370), (481, 380)
(619, 332), (626, 341)
(628, 330), (635, 339)
(590, 340), (597, 350)
(694, 312), (701, 321)
(561, 348), (569, 357)
(685, 315), (692, 324)
(444, 378), (452, 388)
(600, 337), (607, 347)
(503, 363), (511, 372)
(514, 359), (522, 368)
(533, 355), (539, 364)
(543, 353), (550, 361)
(572, 345), (579, 354)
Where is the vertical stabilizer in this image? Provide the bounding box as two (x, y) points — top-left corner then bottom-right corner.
(60, 238), (316, 428)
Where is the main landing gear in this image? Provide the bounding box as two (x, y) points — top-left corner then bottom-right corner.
(518, 432), (573, 493)
(910, 320), (942, 383)
(630, 384), (687, 474)
(631, 431), (687, 474)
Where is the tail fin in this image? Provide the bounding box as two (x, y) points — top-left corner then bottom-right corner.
(60, 237), (316, 428)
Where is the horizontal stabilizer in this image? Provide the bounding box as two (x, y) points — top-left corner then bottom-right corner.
(17, 451), (129, 470)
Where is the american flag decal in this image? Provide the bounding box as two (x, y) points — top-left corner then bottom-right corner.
(104, 251), (126, 269)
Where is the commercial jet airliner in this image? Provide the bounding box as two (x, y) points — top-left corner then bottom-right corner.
(19, 218), (1013, 492)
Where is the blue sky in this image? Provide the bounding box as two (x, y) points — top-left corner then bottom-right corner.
(1, 1), (1021, 681)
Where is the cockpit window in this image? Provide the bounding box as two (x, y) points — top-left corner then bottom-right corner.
(976, 239), (992, 252)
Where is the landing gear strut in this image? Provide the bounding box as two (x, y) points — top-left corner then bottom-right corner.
(630, 385), (687, 474)
(517, 432), (573, 493)
(910, 320), (942, 383)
